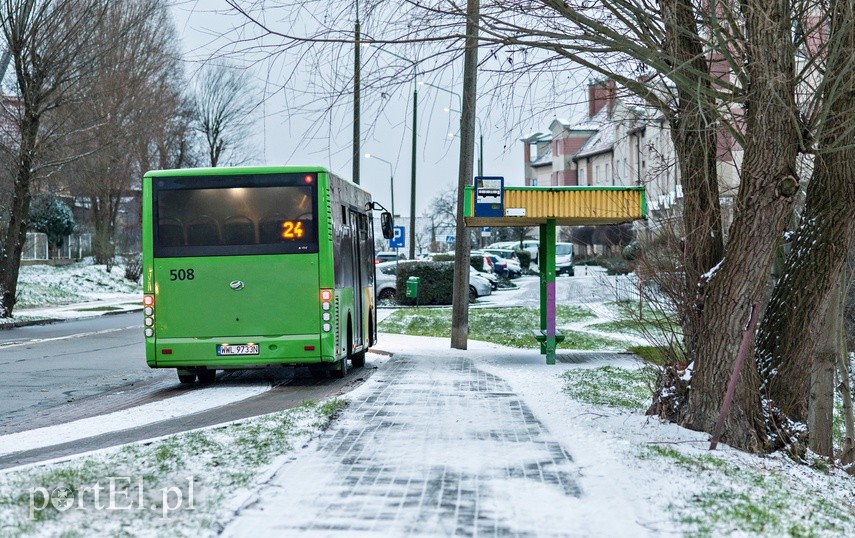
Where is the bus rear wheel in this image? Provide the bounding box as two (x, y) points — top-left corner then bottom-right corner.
(198, 368), (216, 384)
(329, 356), (348, 378)
(177, 370), (196, 384)
(308, 363), (328, 379)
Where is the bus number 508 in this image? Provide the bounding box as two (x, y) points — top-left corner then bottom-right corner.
(170, 269), (195, 281)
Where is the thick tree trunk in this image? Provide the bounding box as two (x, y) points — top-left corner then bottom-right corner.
(682, 0), (799, 452)
(754, 0), (855, 424)
(0, 120), (39, 318)
(659, 0), (725, 362)
(807, 278), (842, 457)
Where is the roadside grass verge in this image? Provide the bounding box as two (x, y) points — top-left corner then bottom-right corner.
(640, 445), (855, 537)
(15, 262), (141, 309)
(0, 399), (345, 537)
(379, 306), (633, 350)
(561, 365), (654, 409)
(560, 364), (855, 536)
(589, 301), (681, 338)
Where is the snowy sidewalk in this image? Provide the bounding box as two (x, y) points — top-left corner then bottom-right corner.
(222, 334), (658, 537)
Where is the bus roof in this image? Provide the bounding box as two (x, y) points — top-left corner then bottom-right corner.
(144, 165), (332, 178)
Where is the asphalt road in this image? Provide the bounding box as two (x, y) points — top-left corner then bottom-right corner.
(0, 313), (159, 432)
(0, 312), (375, 469)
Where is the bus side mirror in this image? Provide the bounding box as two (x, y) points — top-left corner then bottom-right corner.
(380, 212), (394, 239)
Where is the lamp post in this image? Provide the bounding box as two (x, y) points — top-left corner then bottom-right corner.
(364, 153), (395, 220)
(366, 45), (418, 260)
(444, 105), (483, 177)
(420, 81), (483, 176)
(366, 152), (396, 257)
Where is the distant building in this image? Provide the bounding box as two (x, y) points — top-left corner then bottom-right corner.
(522, 78), (743, 235)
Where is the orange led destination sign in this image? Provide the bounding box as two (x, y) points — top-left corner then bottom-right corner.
(281, 220), (305, 239)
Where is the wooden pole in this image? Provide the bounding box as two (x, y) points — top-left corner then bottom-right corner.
(710, 302), (761, 450)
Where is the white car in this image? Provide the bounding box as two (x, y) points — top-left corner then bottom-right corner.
(555, 242), (575, 276)
(485, 240), (539, 265)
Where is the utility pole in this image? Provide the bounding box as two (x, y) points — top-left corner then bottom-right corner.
(451, 0), (479, 350)
(409, 83), (417, 259)
(352, 3), (361, 185)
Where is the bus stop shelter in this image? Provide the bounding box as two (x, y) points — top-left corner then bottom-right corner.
(463, 183), (647, 364)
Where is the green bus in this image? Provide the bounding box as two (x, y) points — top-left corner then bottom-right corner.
(142, 166), (384, 384)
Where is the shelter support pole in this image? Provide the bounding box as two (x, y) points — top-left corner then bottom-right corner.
(540, 220), (557, 364)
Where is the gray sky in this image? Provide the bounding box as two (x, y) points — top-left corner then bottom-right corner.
(170, 1), (586, 217)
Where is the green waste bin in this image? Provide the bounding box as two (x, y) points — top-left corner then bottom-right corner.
(406, 276), (420, 298)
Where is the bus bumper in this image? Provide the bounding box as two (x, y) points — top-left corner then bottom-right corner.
(146, 334), (334, 368)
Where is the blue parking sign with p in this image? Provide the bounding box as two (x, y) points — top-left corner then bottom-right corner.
(389, 226), (405, 248)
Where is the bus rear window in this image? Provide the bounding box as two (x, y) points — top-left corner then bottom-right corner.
(153, 174), (318, 257)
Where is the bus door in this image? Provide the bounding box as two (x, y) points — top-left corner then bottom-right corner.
(349, 208), (364, 350)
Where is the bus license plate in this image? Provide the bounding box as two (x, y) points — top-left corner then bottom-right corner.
(216, 344), (259, 356)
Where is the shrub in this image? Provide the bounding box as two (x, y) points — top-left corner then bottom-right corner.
(28, 194), (75, 248)
(395, 261), (456, 306)
(429, 253), (485, 273)
(122, 253), (142, 283)
(513, 247), (531, 270)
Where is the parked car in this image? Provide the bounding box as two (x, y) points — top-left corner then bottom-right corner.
(481, 248), (522, 278)
(375, 251), (405, 264)
(485, 240), (539, 264)
(375, 261), (399, 302)
(556, 242), (575, 276)
(374, 261), (492, 303)
(482, 253), (509, 277)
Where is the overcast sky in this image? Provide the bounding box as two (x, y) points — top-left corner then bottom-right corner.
(170, 1), (588, 217)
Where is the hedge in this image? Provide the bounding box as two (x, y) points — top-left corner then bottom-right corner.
(395, 261), (456, 306)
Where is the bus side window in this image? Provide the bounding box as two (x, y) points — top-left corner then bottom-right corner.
(223, 215), (255, 245)
(186, 215), (220, 246)
(159, 218), (184, 247)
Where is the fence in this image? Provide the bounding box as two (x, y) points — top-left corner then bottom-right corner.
(21, 232), (49, 261)
(22, 232), (92, 261)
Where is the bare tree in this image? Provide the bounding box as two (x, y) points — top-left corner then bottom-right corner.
(0, 0), (111, 317)
(193, 64), (257, 167)
(54, 0), (189, 267)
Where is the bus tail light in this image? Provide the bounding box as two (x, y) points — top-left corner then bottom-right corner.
(144, 294), (155, 338)
(320, 289), (332, 331)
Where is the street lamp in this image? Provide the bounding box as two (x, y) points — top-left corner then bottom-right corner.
(366, 152), (397, 258)
(420, 80), (483, 177)
(444, 106), (484, 177)
(364, 153), (395, 220)
(365, 45), (418, 260)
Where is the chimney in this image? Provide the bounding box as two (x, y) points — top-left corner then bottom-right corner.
(588, 79), (616, 119)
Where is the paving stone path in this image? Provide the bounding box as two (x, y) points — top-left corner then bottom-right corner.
(224, 351), (584, 537)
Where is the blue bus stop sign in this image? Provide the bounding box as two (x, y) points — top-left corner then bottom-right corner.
(389, 226), (406, 248)
(474, 176), (504, 218)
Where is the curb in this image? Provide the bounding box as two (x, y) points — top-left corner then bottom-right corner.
(0, 306), (143, 331)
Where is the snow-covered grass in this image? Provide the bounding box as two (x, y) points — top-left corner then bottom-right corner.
(0, 399), (345, 537)
(379, 305), (634, 350)
(13, 260), (141, 309)
(557, 363), (855, 537)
